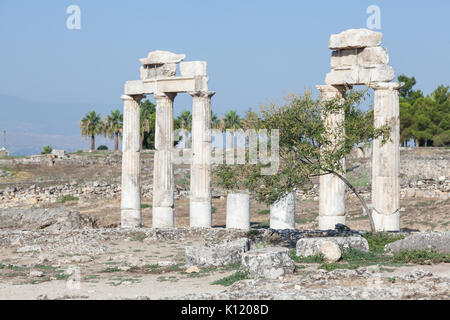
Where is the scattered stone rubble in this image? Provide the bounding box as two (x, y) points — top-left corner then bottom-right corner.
(241, 247), (296, 279)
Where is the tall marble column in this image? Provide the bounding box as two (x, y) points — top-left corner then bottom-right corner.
(370, 82), (402, 231)
(152, 92), (176, 228)
(316, 85), (347, 230)
(189, 91), (215, 228)
(121, 94), (144, 228)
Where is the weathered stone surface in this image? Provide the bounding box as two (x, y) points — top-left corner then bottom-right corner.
(296, 236), (369, 257)
(140, 63), (177, 79)
(331, 47), (389, 68)
(325, 64), (395, 85)
(329, 29), (382, 49)
(180, 61), (207, 77)
(270, 192), (295, 229)
(242, 247), (295, 279)
(320, 241), (341, 262)
(185, 238), (250, 267)
(385, 232), (450, 254)
(140, 50), (185, 65)
(0, 208), (97, 231)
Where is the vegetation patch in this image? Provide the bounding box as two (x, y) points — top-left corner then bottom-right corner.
(393, 249), (450, 265)
(211, 269), (249, 286)
(363, 232), (406, 253)
(58, 195), (79, 203)
(129, 231), (147, 242)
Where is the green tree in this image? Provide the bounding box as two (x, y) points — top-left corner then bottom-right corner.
(222, 90), (390, 232)
(175, 110), (192, 148)
(224, 110), (242, 149)
(140, 100), (156, 150)
(103, 109), (123, 151)
(79, 111), (102, 151)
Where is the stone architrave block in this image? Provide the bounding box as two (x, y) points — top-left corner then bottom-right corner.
(296, 236), (369, 257)
(325, 64), (394, 85)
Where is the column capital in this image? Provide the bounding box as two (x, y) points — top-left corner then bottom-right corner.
(188, 91), (215, 98)
(368, 82), (404, 91)
(154, 92), (177, 101)
(121, 94), (145, 102)
(316, 84), (350, 95)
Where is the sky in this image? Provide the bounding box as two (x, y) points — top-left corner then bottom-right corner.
(0, 0), (449, 155)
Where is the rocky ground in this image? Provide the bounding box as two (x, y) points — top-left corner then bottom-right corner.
(0, 148), (448, 299)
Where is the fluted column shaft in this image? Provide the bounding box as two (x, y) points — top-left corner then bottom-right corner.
(371, 82), (402, 231)
(317, 85), (348, 230)
(152, 93), (176, 228)
(121, 94), (144, 228)
(189, 91), (215, 228)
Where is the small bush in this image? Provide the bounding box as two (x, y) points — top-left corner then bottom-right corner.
(141, 203), (151, 209)
(289, 249), (323, 263)
(211, 206), (217, 214)
(97, 145), (108, 150)
(41, 145), (52, 154)
(363, 232), (405, 253)
(393, 249), (450, 265)
(129, 231), (147, 242)
(58, 195), (79, 203)
(258, 209), (270, 215)
(211, 270), (249, 286)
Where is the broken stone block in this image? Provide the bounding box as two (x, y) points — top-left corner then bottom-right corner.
(185, 238), (250, 267)
(296, 236), (369, 257)
(242, 247), (295, 279)
(358, 46), (389, 65)
(329, 29), (382, 50)
(325, 64), (395, 85)
(358, 64), (395, 84)
(385, 232), (450, 254)
(140, 50), (186, 65)
(330, 49), (360, 68)
(140, 63), (177, 80)
(325, 66), (359, 85)
(180, 61), (207, 77)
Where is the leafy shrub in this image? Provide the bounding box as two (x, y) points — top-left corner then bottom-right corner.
(97, 145), (108, 150)
(41, 145), (52, 154)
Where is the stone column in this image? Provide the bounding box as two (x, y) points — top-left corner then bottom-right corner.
(270, 192), (296, 229)
(189, 91), (215, 228)
(370, 82), (402, 231)
(316, 85), (347, 230)
(121, 94), (144, 228)
(226, 192), (250, 230)
(152, 92), (176, 228)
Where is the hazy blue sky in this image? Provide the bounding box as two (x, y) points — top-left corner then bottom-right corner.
(0, 0), (449, 154)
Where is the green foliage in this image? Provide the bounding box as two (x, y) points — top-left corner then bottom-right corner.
(141, 203), (151, 209)
(140, 99), (156, 150)
(289, 249), (323, 263)
(129, 231), (147, 242)
(211, 269), (249, 286)
(398, 75), (449, 146)
(41, 145), (52, 154)
(393, 249), (450, 265)
(258, 209), (270, 215)
(97, 145), (108, 150)
(79, 111), (103, 150)
(58, 195), (79, 203)
(363, 232), (405, 253)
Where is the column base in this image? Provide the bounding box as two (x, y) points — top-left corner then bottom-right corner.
(318, 215), (346, 230)
(372, 210), (400, 231)
(121, 209), (141, 228)
(152, 207), (174, 228)
(190, 200), (211, 228)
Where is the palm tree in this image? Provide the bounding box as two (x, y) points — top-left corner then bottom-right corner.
(104, 110), (123, 151)
(176, 110), (192, 148)
(79, 111), (102, 151)
(224, 110), (241, 149)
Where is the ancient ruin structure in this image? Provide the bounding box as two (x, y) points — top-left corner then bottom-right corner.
(120, 50), (214, 228)
(318, 29), (402, 231)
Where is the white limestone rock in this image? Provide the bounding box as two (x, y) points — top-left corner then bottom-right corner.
(226, 193), (250, 230)
(140, 50), (185, 65)
(329, 29), (382, 50)
(296, 236), (369, 257)
(242, 247), (295, 279)
(330, 47), (389, 68)
(270, 192), (296, 229)
(320, 241), (342, 263)
(185, 238), (250, 267)
(180, 61), (207, 77)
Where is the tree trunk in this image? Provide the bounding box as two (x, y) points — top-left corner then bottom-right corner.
(329, 170), (376, 233)
(90, 135), (95, 151)
(114, 133), (119, 151)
